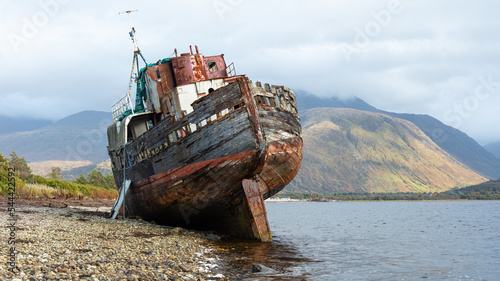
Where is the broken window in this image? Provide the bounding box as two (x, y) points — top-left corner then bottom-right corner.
(208, 61), (218, 72)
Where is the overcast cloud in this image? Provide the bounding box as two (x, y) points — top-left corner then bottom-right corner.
(1, 0), (499, 144)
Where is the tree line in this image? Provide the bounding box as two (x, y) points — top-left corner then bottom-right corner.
(0, 149), (116, 195)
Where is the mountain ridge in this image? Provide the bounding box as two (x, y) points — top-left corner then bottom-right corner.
(295, 90), (500, 179)
(484, 142), (500, 159)
(0, 115), (52, 135)
(0, 111), (111, 163)
(286, 108), (486, 193)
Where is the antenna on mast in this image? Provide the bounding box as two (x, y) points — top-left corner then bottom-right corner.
(119, 10), (139, 53)
(119, 9), (148, 114)
(119, 9), (147, 64)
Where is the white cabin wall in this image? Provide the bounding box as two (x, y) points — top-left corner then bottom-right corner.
(196, 79), (227, 95)
(176, 79), (228, 114)
(177, 84), (198, 115)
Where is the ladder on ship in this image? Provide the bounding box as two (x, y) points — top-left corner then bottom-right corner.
(110, 179), (131, 219)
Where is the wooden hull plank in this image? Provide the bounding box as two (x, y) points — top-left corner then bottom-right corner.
(242, 178), (272, 242)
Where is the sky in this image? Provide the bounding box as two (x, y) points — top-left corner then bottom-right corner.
(1, 0), (499, 145)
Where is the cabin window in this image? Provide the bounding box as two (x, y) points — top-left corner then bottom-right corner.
(208, 88), (215, 94)
(208, 61), (218, 72)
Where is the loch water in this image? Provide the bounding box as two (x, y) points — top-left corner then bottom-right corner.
(221, 201), (500, 280)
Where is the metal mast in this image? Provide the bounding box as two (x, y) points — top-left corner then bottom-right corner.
(119, 10), (147, 114)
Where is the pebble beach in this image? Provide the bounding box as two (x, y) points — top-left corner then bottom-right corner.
(1, 199), (233, 280)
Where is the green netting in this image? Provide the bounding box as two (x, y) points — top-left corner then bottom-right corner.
(118, 109), (133, 121)
(159, 58), (170, 64)
(135, 68), (147, 113)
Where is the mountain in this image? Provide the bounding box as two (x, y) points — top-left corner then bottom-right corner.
(295, 90), (377, 112)
(295, 91), (500, 179)
(286, 108), (486, 193)
(484, 142), (500, 159)
(382, 113), (500, 180)
(0, 115), (52, 134)
(0, 111), (112, 162)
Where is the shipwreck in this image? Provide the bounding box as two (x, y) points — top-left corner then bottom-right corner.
(107, 14), (302, 241)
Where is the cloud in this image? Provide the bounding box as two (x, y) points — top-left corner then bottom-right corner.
(0, 0), (499, 144)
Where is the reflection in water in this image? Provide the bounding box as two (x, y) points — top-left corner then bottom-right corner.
(215, 236), (315, 280)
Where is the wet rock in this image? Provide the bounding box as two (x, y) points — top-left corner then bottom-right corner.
(171, 227), (186, 235)
(205, 233), (221, 241)
(252, 264), (276, 273)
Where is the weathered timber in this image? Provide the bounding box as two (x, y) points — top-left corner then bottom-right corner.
(242, 177), (272, 241)
(108, 53), (302, 241)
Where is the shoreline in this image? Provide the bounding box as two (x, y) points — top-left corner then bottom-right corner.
(1, 198), (235, 280)
(266, 198), (500, 203)
(265, 198), (340, 203)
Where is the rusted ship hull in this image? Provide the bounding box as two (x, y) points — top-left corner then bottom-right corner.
(108, 77), (302, 240)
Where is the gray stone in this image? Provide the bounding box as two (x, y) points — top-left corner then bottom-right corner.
(251, 264), (276, 273)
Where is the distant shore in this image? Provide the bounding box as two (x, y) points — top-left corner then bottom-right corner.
(265, 198), (340, 203)
(1, 198), (234, 280)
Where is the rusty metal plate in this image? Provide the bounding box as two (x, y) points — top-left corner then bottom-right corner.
(242, 178), (272, 241)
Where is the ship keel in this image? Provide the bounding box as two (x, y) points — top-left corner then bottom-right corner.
(241, 177), (272, 242)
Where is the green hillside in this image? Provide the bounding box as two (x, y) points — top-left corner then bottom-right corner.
(286, 108), (487, 194)
(444, 179), (500, 198)
(389, 113), (500, 179)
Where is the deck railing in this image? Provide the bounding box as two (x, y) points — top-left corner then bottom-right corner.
(252, 81), (298, 114)
(226, 62), (236, 77)
(111, 94), (134, 121)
